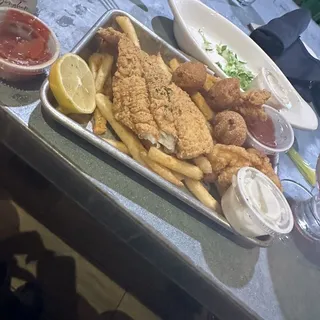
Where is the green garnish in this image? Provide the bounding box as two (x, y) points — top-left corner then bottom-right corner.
(216, 43), (254, 90)
(287, 147), (316, 186)
(198, 29), (213, 52)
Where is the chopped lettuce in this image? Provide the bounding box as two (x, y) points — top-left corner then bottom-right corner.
(216, 44), (254, 90)
(198, 29), (213, 52)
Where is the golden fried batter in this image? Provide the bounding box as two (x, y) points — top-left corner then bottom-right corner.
(241, 89), (271, 108)
(172, 62), (207, 91)
(203, 76), (271, 121)
(112, 35), (160, 143)
(232, 89), (271, 121)
(207, 144), (281, 193)
(206, 78), (241, 112)
(140, 53), (177, 151)
(213, 111), (247, 146)
(168, 84), (213, 159)
(98, 27), (213, 158)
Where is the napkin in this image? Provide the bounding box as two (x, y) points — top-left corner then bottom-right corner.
(250, 8), (320, 103)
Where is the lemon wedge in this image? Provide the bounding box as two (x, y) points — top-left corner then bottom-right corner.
(49, 53), (96, 114)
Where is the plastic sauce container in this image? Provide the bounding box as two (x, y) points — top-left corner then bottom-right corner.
(245, 105), (294, 155)
(0, 8), (59, 80)
(221, 167), (294, 237)
(249, 67), (299, 110)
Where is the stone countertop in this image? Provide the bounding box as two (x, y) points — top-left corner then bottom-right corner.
(1, 0), (320, 319)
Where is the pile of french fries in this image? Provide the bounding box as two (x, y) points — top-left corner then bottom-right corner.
(83, 16), (221, 214)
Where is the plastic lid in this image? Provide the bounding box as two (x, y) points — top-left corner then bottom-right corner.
(236, 167), (294, 235)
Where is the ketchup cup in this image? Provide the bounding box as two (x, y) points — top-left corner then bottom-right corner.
(245, 104), (294, 155)
(0, 8), (59, 80)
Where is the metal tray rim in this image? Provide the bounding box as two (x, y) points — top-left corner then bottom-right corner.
(40, 9), (273, 247)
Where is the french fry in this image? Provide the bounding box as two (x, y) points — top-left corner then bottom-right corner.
(157, 53), (172, 77)
(140, 152), (183, 187)
(193, 156), (212, 174)
(148, 147), (203, 180)
(190, 92), (214, 121)
(173, 172), (184, 181)
(88, 53), (104, 81)
(103, 74), (113, 99)
(93, 108), (107, 135)
(103, 138), (130, 155)
(184, 178), (221, 213)
(96, 93), (146, 165)
(203, 74), (220, 91)
(169, 58), (180, 72)
(169, 58), (214, 120)
(95, 54), (114, 93)
(116, 16), (140, 48)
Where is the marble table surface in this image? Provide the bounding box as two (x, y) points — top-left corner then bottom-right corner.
(1, 0), (320, 319)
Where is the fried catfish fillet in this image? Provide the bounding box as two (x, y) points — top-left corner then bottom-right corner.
(140, 53), (177, 152)
(97, 27), (213, 158)
(98, 27), (160, 143)
(232, 89), (271, 121)
(167, 84), (213, 159)
(207, 144), (281, 193)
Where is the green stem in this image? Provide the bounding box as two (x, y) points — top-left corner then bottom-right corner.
(287, 147), (316, 186)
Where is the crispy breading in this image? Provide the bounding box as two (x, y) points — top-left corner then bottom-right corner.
(213, 111), (247, 146)
(232, 89), (271, 121)
(207, 144), (282, 193)
(241, 89), (271, 108)
(140, 53), (177, 151)
(172, 62), (207, 91)
(98, 27), (213, 158)
(232, 104), (268, 121)
(111, 30), (160, 143)
(97, 27), (124, 46)
(168, 84), (214, 159)
(206, 78), (241, 112)
(203, 77), (270, 121)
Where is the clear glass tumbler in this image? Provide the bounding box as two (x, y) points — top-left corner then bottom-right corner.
(237, 0), (256, 6)
(290, 155), (320, 241)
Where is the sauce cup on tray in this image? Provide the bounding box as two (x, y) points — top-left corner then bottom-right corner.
(0, 8), (60, 80)
(249, 67), (299, 110)
(221, 167), (294, 238)
(245, 104), (294, 155)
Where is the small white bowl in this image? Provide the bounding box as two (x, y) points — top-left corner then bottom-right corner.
(221, 167), (294, 237)
(0, 8), (60, 80)
(245, 105), (294, 155)
(249, 68), (300, 110)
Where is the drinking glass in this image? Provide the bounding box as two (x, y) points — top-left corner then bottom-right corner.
(283, 155), (320, 241)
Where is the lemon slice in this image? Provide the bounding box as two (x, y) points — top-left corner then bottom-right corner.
(49, 53), (96, 114)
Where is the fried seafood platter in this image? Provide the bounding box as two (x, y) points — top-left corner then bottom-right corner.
(47, 14), (281, 238)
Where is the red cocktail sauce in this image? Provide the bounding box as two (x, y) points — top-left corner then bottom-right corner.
(0, 10), (52, 66)
(247, 116), (277, 148)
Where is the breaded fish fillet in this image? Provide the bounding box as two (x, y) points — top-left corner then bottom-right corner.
(167, 83), (214, 159)
(140, 53), (177, 152)
(98, 27), (213, 158)
(207, 144), (281, 193)
(99, 28), (160, 143)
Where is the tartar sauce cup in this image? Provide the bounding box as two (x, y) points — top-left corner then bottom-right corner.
(221, 167), (294, 238)
(249, 67), (298, 110)
(245, 104), (294, 155)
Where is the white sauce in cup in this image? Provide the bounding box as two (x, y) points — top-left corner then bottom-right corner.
(221, 167), (294, 237)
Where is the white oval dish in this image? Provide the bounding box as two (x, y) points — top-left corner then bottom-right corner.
(168, 0), (318, 131)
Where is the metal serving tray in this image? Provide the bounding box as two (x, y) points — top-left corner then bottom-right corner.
(40, 9), (273, 247)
